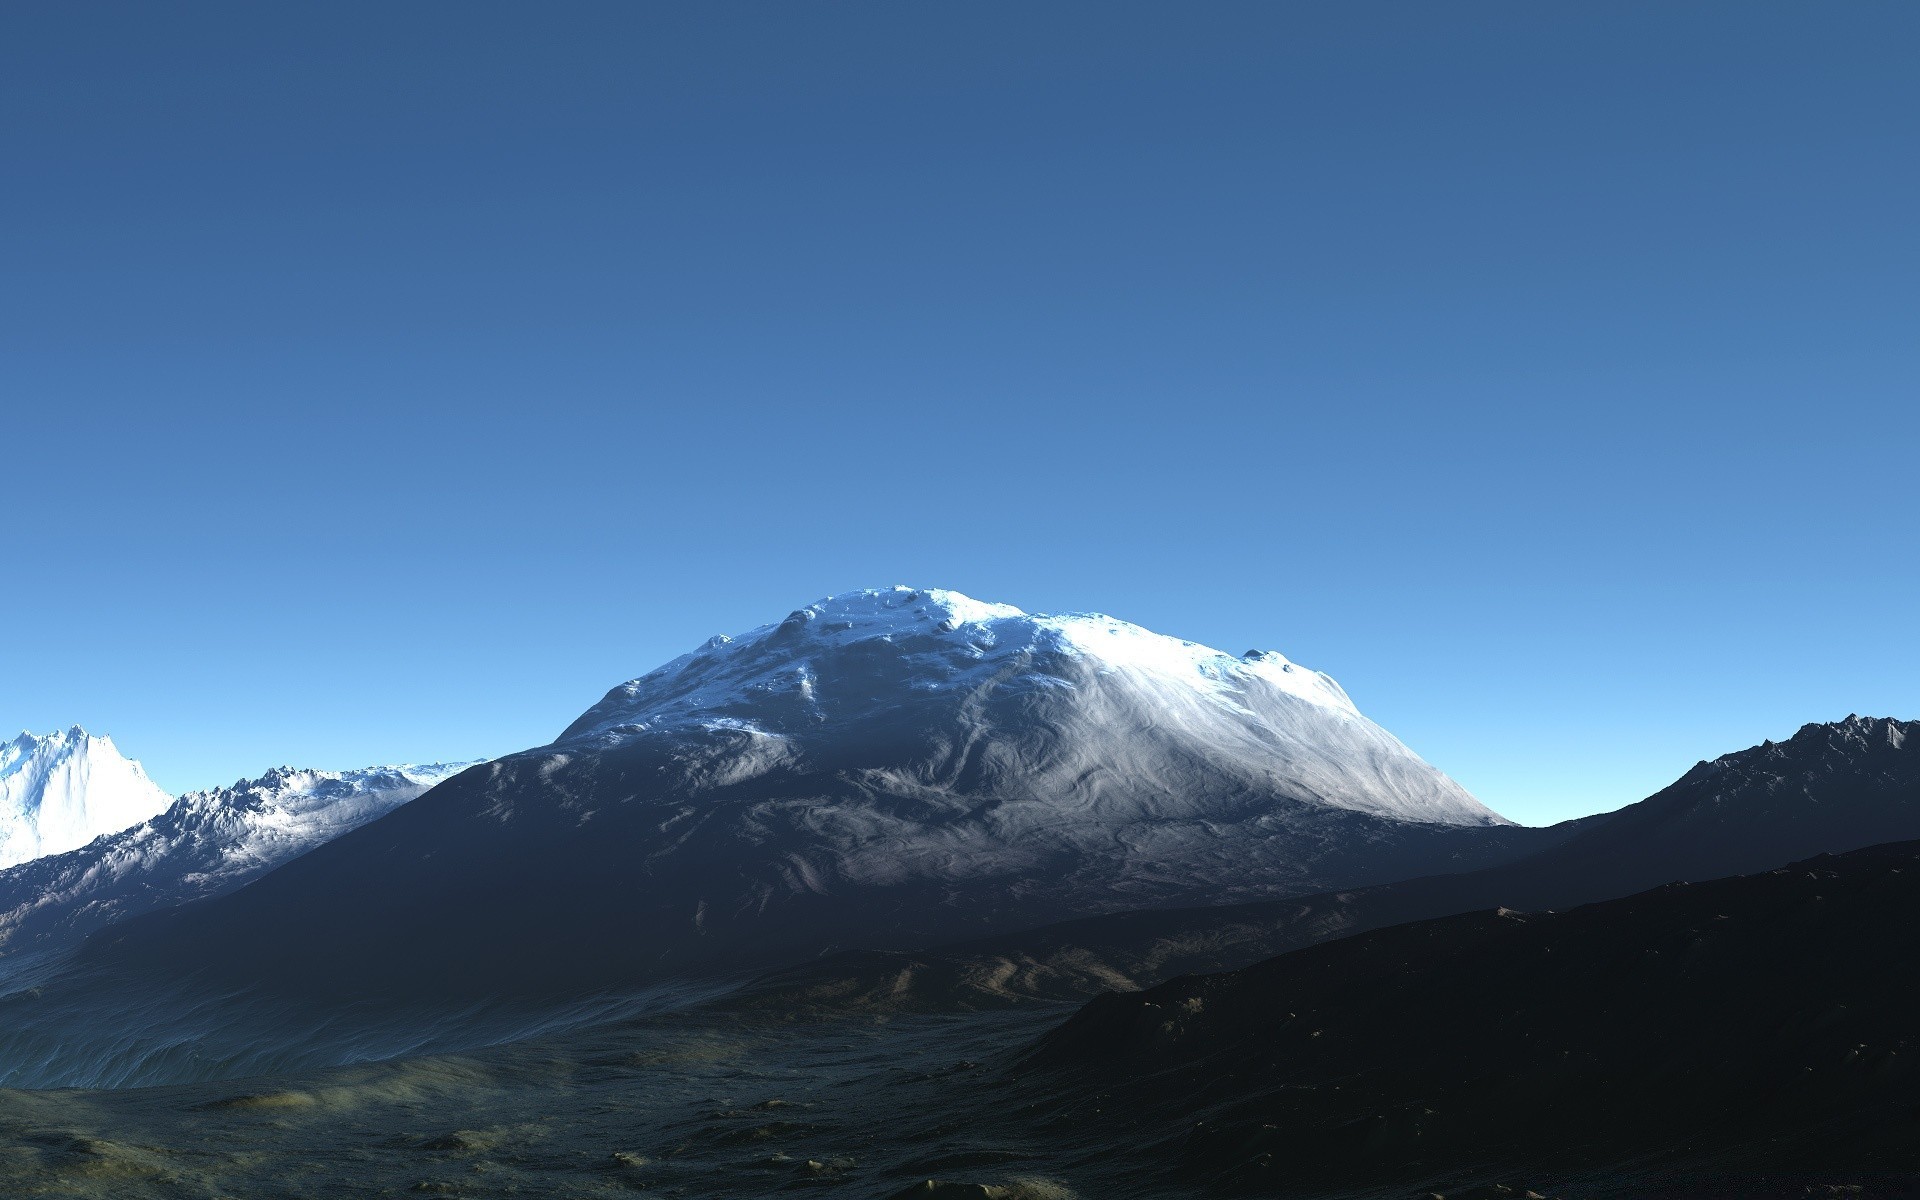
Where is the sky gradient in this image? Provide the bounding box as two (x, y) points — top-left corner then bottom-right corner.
(4, 2), (1916, 823)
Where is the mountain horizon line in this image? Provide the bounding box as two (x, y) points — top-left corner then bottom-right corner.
(9, 584), (1909, 833)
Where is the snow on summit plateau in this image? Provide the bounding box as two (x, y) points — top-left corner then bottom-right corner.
(563, 587), (1361, 741)
(559, 586), (1485, 827)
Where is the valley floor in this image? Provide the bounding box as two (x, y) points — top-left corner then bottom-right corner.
(0, 999), (1910, 1200)
(0, 1005), (1071, 1200)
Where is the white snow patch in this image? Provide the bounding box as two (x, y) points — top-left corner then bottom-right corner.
(0, 728), (175, 868)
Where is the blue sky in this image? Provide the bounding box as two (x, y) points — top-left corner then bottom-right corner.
(3, 2), (1915, 823)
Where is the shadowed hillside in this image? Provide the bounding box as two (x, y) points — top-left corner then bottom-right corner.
(1029, 838), (1920, 1197)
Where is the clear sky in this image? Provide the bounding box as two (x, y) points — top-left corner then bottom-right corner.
(3, 3), (1914, 823)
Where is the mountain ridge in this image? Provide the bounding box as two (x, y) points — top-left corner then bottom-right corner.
(0, 760), (475, 952)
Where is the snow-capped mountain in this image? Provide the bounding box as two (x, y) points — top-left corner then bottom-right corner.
(90, 587), (1535, 1004)
(559, 587), (1501, 827)
(0, 728), (174, 869)
(0, 761), (474, 952)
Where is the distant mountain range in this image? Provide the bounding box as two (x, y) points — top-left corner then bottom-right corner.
(0, 761), (472, 952)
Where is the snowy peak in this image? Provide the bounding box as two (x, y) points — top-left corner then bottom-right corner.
(558, 585), (1495, 828)
(564, 585), (1361, 741)
(0, 727), (174, 869)
(783, 585), (1024, 629)
(160, 762), (479, 854)
(185, 762), (472, 816)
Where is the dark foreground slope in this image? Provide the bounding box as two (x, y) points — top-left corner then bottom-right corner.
(1030, 837), (1920, 1198)
(3, 851), (1916, 1200)
(735, 715), (1920, 1014)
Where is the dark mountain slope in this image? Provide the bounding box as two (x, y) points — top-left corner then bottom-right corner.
(1029, 838), (1920, 1197)
(1498, 713), (1918, 897)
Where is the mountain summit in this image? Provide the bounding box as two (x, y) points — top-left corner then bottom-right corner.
(92, 587), (1526, 1006)
(0, 728), (174, 869)
(558, 586), (1502, 827)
